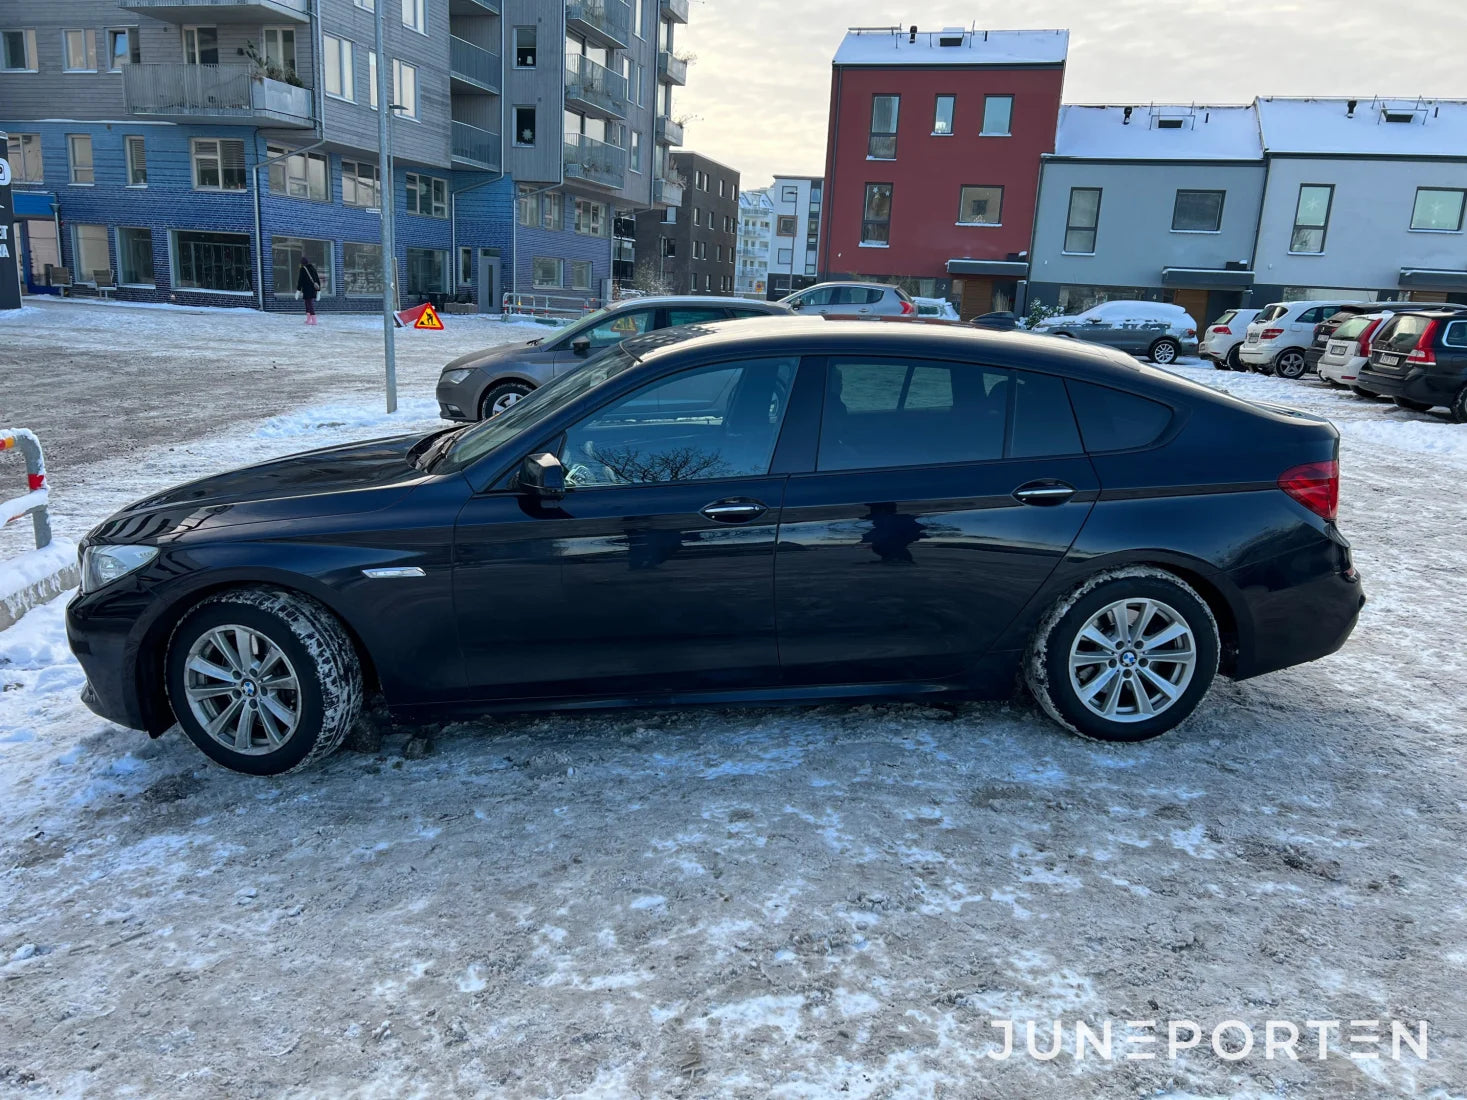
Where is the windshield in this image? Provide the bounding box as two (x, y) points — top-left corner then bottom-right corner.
(439, 348), (639, 472)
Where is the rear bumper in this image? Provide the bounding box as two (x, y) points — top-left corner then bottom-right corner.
(1238, 342), (1279, 365)
(1228, 548), (1365, 680)
(1356, 365), (1465, 406)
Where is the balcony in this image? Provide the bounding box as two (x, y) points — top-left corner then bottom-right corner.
(655, 177), (684, 207)
(566, 0), (631, 50)
(450, 36), (501, 93)
(448, 0), (499, 12)
(564, 134), (627, 191)
(565, 53), (628, 119)
(452, 121), (501, 171)
(657, 50), (687, 86)
(123, 63), (313, 126)
(654, 115), (683, 146)
(119, 0), (307, 22)
(660, 0), (689, 23)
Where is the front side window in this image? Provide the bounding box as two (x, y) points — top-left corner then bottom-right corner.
(125, 135), (147, 185)
(1172, 189), (1225, 232)
(861, 183), (893, 245)
(1291, 184), (1334, 253)
(342, 160), (381, 207)
(64, 29), (98, 71)
(173, 230), (252, 292)
(1411, 188), (1466, 232)
(1065, 187), (1101, 253)
(117, 227), (154, 285)
(933, 94), (955, 135)
(981, 95), (1013, 136)
(7, 133), (43, 181)
(957, 185), (1003, 225)
(869, 95), (899, 159)
(343, 242), (384, 295)
(267, 144), (328, 201)
(272, 236), (333, 296)
(581, 307), (652, 347)
(73, 224), (110, 282)
(559, 359), (797, 489)
(191, 138), (245, 191)
(533, 256), (563, 288)
(2, 29), (37, 71)
(323, 35), (354, 100)
(67, 134), (94, 184)
(183, 26), (218, 65)
(514, 25), (536, 66)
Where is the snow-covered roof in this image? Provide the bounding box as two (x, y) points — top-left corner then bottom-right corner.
(1053, 104), (1262, 161)
(1256, 97), (1467, 157)
(833, 27), (1068, 67)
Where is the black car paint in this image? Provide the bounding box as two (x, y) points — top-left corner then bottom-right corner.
(68, 320), (1364, 735)
(1355, 308), (1467, 410)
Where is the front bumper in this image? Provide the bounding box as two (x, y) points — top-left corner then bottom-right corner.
(435, 374), (484, 422)
(66, 593), (155, 731)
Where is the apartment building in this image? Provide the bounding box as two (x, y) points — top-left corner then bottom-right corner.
(764, 174), (821, 299)
(735, 186), (773, 296)
(0, 0), (690, 312)
(632, 149), (738, 293)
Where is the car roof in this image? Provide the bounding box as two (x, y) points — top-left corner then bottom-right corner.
(609, 295), (786, 309)
(792, 281), (897, 292)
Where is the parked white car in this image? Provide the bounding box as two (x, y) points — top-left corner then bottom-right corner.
(1199, 308), (1260, 371)
(1032, 301), (1199, 363)
(1239, 300), (1357, 378)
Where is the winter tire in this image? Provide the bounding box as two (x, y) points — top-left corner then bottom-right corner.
(1450, 385), (1467, 424)
(1225, 345), (1243, 371)
(1148, 338), (1181, 365)
(1025, 568), (1219, 743)
(1274, 350), (1308, 379)
(480, 380), (534, 420)
(1393, 396), (1433, 413)
(166, 588), (363, 776)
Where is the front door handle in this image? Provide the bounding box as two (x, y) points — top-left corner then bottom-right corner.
(700, 498), (768, 523)
(1013, 480), (1077, 506)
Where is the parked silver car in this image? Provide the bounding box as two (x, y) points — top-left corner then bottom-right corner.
(436, 296), (790, 421)
(1032, 300), (1199, 363)
(780, 282), (917, 318)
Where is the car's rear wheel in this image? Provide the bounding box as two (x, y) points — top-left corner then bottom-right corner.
(480, 380), (534, 420)
(1026, 568), (1219, 743)
(1148, 338), (1181, 365)
(166, 588), (363, 775)
(1275, 350), (1308, 379)
(1225, 345), (1243, 371)
(1393, 396), (1433, 413)
(1449, 385), (1467, 424)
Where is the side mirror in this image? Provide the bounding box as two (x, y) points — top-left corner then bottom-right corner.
(571, 336), (592, 356)
(1085, 316), (1105, 324)
(787, 298), (802, 311)
(517, 452), (566, 499)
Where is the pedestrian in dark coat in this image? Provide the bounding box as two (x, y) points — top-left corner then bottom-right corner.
(297, 257), (321, 325)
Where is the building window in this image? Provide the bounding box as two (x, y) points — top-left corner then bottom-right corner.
(1411, 188), (1466, 232)
(183, 26), (218, 65)
(117, 227), (154, 285)
(343, 242), (384, 295)
(861, 183), (892, 245)
(7, 134), (43, 181)
(342, 160), (381, 208)
(933, 94), (955, 135)
(514, 26), (536, 67)
(776, 215), (796, 236)
(323, 35), (354, 100)
(124, 135), (147, 186)
(533, 257), (563, 288)
(107, 28), (138, 70)
(272, 237), (332, 296)
(63, 29), (98, 71)
(67, 135), (93, 184)
(776, 247), (793, 264)
(267, 144), (328, 201)
(73, 224), (110, 282)
(191, 138), (245, 191)
(262, 27), (296, 76)
(1064, 187), (1101, 254)
(1171, 189), (1225, 232)
(630, 130), (643, 173)
(514, 106), (536, 146)
(981, 95), (1013, 136)
(780, 184), (798, 202)
(459, 247), (475, 284)
(406, 247), (447, 295)
(355, 0), (374, 8)
(957, 185), (1003, 225)
(574, 199), (607, 237)
(2, 29), (37, 71)
(405, 173), (448, 218)
(368, 50), (378, 108)
(570, 260), (593, 291)
(692, 207), (702, 227)
(868, 95), (899, 159)
(392, 59), (416, 117)
(1290, 184), (1334, 253)
(401, 0), (425, 34)
(172, 230), (252, 293)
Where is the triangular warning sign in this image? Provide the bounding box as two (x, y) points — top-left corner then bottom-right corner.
(414, 303), (444, 330)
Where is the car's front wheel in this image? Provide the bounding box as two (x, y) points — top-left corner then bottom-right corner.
(166, 588), (364, 775)
(1026, 568), (1219, 743)
(1275, 350), (1308, 379)
(1148, 338), (1181, 365)
(1225, 345), (1243, 371)
(480, 380), (534, 420)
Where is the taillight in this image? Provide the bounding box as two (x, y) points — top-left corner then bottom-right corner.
(1406, 320), (1439, 365)
(1211, 325), (1232, 335)
(1261, 327), (1285, 340)
(1278, 460), (1339, 523)
(1356, 319), (1381, 356)
(900, 299), (916, 316)
(1184, 328), (1197, 339)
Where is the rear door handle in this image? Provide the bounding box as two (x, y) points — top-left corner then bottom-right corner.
(700, 498), (768, 523)
(1013, 480), (1077, 506)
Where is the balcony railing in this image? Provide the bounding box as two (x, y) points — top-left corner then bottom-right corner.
(660, 0), (689, 23)
(565, 53), (628, 118)
(655, 177), (684, 207)
(564, 134), (627, 190)
(122, 63), (313, 126)
(657, 50), (687, 86)
(448, 0), (499, 13)
(450, 36), (501, 92)
(119, 0), (307, 23)
(654, 115), (683, 146)
(452, 121), (501, 171)
(566, 0), (631, 50)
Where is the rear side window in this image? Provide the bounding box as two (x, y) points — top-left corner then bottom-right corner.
(1297, 307), (1328, 324)
(664, 307), (727, 326)
(1067, 381), (1173, 453)
(1009, 371), (1083, 458)
(1444, 321), (1467, 348)
(1258, 304), (1289, 323)
(1379, 314), (1433, 352)
(1214, 310), (1238, 326)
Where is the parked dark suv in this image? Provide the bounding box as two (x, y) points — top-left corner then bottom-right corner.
(1355, 308), (1467, 420)
(68, 320), (1364, 775)
(1305, 302), (1438, 375)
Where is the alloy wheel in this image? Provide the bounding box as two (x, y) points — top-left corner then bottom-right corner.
(1151, 341), (1178, 364)
(1277, 351), (1307, 379)
(491, 391), (524, 416)
(184, 625), (302, 754)
(1068, 598), (1197, 723)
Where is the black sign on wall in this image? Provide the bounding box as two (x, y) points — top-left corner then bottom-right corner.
(0, 130), (22, 311)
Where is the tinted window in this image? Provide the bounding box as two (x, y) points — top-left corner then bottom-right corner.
(818, 360), (1007, 471)
(664, 307), (727, 326)
(1332, 316), (1374, 339)
(1067, 381), (1173, 453)
(560, 358), (796, 488)
(1443, 321), (1467, 348)
(731, 308), (771, 319)
(585, 308), (654, 347)
(1258, 304), (1289, 323)
(1379, 314), (1433, 352)
(1297, 307), (1329, 324)
(1010, 371), (1083, 458)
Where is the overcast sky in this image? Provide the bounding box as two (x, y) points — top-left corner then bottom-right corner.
(675, 0), (1467, 190)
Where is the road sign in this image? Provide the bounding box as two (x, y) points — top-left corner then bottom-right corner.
(393, 301), (445, 330)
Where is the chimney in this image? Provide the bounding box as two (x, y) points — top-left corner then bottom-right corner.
(1123, 106), (1133, 125)
(1347, 99), (1358, 117)
(909, 25), (917, 44)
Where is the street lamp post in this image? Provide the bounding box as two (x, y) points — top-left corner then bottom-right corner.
(373, 0), (397, 413)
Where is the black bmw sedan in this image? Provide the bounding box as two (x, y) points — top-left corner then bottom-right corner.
(67, 319), (1364, 775)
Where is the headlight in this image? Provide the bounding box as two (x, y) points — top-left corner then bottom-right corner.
(81, 545), (158, 593)
(441, 368), (474, 385)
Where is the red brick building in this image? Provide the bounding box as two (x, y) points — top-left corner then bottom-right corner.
(819, 26), (1069, 318)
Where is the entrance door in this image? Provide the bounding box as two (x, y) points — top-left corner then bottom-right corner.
(958, 277), (994, 320)
(477, 253), (500, 313)
(22, 219), (59, 290)
(1170, 287), (1210, 330)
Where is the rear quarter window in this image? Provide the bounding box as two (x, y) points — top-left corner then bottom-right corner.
(1442, 320), (1467, 348)
(1066, 381), (1174, 453)
(1258, 304), (1289, 323)
(1009, 371), (1083, 458)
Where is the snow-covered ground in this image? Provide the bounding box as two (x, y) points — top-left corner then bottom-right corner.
(1, 305), (1465, 1098)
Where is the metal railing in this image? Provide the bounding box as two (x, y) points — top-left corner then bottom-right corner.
(502, 292), (601, 319)
(450, 36), (501, 91)
(655, 115), (684, 145)
(565, 52), (628, 117)
(1, 429), (53, 550)
(123, 63), (313, 125)
(566, 0), (632, 49)
(563, 133), (627, 189)
(452, 121), (501, 170)
(657, 50), (687, 86)
(120, 0), (309, 20)
(659, 0), (689, 23)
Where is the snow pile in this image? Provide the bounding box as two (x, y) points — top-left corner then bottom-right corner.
(251, 396), (444, 440)
(0, 540), (78, 630)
